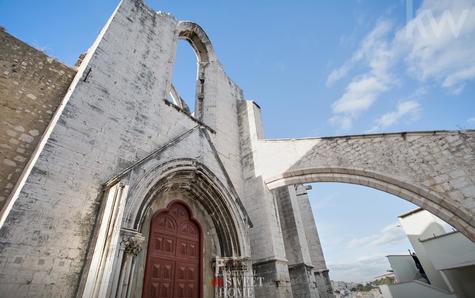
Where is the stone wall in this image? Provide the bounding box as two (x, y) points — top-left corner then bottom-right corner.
(1, 0), (474, 296)
(0, 0), (248, 296)
(0, 29), (75, 209)
(295, 184), (335, 298)
(273, 184), (335, 298)
(274, 185), (318, 298)
(295, 184), (328, 272)
(239, 100), (294, 297)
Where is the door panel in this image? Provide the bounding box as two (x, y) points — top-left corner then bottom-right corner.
(143, 202), (201, 298)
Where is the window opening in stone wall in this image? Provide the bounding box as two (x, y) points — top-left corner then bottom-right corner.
(169, 39), (198, 116)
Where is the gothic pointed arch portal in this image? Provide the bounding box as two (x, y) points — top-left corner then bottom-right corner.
(78, 157), (251, 298)
(143, 200), (202, 298)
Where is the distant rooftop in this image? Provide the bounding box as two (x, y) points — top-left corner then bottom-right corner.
(398, 207), (424, 219)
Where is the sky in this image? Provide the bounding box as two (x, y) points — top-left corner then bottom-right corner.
(1, 0), (474, 283)
(309, 183), (417, 282)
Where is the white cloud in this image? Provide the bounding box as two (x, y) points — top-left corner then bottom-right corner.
(311, 193), (338, 210)
(369, 100), (421, 132)
(397, 0), (475, 93)
(327, 21), (393, 86)
(328, 226), (410, 282)
(468, 117), (475, 124)
(371, 224), (407, 246)
(329, 115), (353, 131)
(327, 0), (475, 130)
(327, 64), (352, 87)
(348, 222), (406, 248)
(347, 234), (378, 249)
(329, 21), (395, 130)
(332, 76), (388, 115)
(328, 254), (392, 282)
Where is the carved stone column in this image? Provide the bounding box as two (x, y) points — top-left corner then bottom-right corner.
(116, 229), (145, 298)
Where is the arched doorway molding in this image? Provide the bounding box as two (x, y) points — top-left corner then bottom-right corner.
(79, 158), (251, 297)
(124, 158), (250, 257)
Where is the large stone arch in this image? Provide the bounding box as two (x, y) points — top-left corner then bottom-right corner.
(267, 167), (472, 240)
(249, 129), (475, 242)
(239, 100), (475, 296)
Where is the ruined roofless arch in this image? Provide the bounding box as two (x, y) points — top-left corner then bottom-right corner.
(176, 21), (216, 64)
(78, 18), (250, 298)
(168, 21), (216, 121)
(243, 99), (475, 241)
(0, 1), (252, 296)
(0, 0), (474, 297)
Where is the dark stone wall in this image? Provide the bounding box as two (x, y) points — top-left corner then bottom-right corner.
(253, 259), (293, 297)
(288, 263), (318, 298)
(0, 29), (76, 209)
(315, 270), (335, 298)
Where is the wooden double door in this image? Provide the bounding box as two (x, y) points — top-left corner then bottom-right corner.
(143, 201), (201, 298)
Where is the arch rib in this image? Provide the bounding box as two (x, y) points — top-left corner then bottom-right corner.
(251, 131), (475, 242)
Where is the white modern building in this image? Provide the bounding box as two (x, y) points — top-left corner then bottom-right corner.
(380, 208), (475, 298)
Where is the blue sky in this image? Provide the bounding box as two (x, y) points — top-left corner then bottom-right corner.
(309, 184), (416, 282)
(1, 0), (474, 282)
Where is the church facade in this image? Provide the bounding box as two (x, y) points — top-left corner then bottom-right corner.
(0, 1), (474, 297)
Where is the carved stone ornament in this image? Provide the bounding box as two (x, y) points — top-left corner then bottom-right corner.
(121, 231), (145, 256)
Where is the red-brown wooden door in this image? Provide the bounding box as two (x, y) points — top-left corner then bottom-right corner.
(143, 201), (201, 298)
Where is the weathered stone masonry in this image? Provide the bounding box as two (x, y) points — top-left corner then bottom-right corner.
(0, 29), (76, 209)
(0, 0), (474, 297)
(275, 184), (333, 298)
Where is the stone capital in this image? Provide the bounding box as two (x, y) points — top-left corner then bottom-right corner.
(120, 229), (145, 256)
